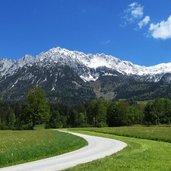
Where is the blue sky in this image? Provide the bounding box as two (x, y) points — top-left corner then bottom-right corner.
(0, 0), (171, 66)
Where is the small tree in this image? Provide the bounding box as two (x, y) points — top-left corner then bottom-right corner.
(24, 87), (50, 129)
(144, 101), (159, 125)
(107, 101), (129, 126)
(96, 99), (107, 127)
(46, 110), (63, 128)
(75, 112), (86, 127)
(164, 99), (171, 124)
(6, 111), (16, 129)
(87, 99), (107, 127)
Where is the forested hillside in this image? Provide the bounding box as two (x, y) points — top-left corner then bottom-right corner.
(0, 87), (171, 130)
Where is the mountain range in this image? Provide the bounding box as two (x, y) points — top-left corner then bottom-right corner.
(1, 47), (171, 104)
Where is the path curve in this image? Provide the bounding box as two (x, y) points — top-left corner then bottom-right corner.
(0, 131), (127, 171)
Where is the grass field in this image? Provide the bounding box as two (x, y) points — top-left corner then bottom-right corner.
(0, 129), (87, 168)
(66, 127), (171, 171)
(70, 126), (171, 143)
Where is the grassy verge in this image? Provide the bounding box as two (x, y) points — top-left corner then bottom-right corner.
(0, 129), (87, 168)
(70, 126), (171, 143)
(66, 128), (171, 171)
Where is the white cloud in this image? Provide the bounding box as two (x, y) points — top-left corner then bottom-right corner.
(124, 2), (144, 23)
(149, 15), (171, 40)
(138, 16), (150, 29)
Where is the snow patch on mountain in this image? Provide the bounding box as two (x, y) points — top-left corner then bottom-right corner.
(80, 75), (98, 82)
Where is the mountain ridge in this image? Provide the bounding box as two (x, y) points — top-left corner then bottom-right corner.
(0, 47), (171, 104)
(1, 47), (171, 82)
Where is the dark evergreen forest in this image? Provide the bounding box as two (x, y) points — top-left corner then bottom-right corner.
(0, 87), (171, 130)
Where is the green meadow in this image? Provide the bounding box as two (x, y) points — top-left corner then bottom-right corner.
(66, 126), (171, 171)
(1, 126), (171, 170)
(0, 129), (87, 168)
(71, 126), (171, 143)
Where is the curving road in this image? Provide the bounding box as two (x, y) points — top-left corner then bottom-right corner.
(0, 131), (127, 171)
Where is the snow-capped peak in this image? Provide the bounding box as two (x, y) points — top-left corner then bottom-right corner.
(15, 54), (34, 67)
(1, 47), (171, 82)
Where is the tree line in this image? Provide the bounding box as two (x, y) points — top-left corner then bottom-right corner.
(0, 87), (171, 130)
